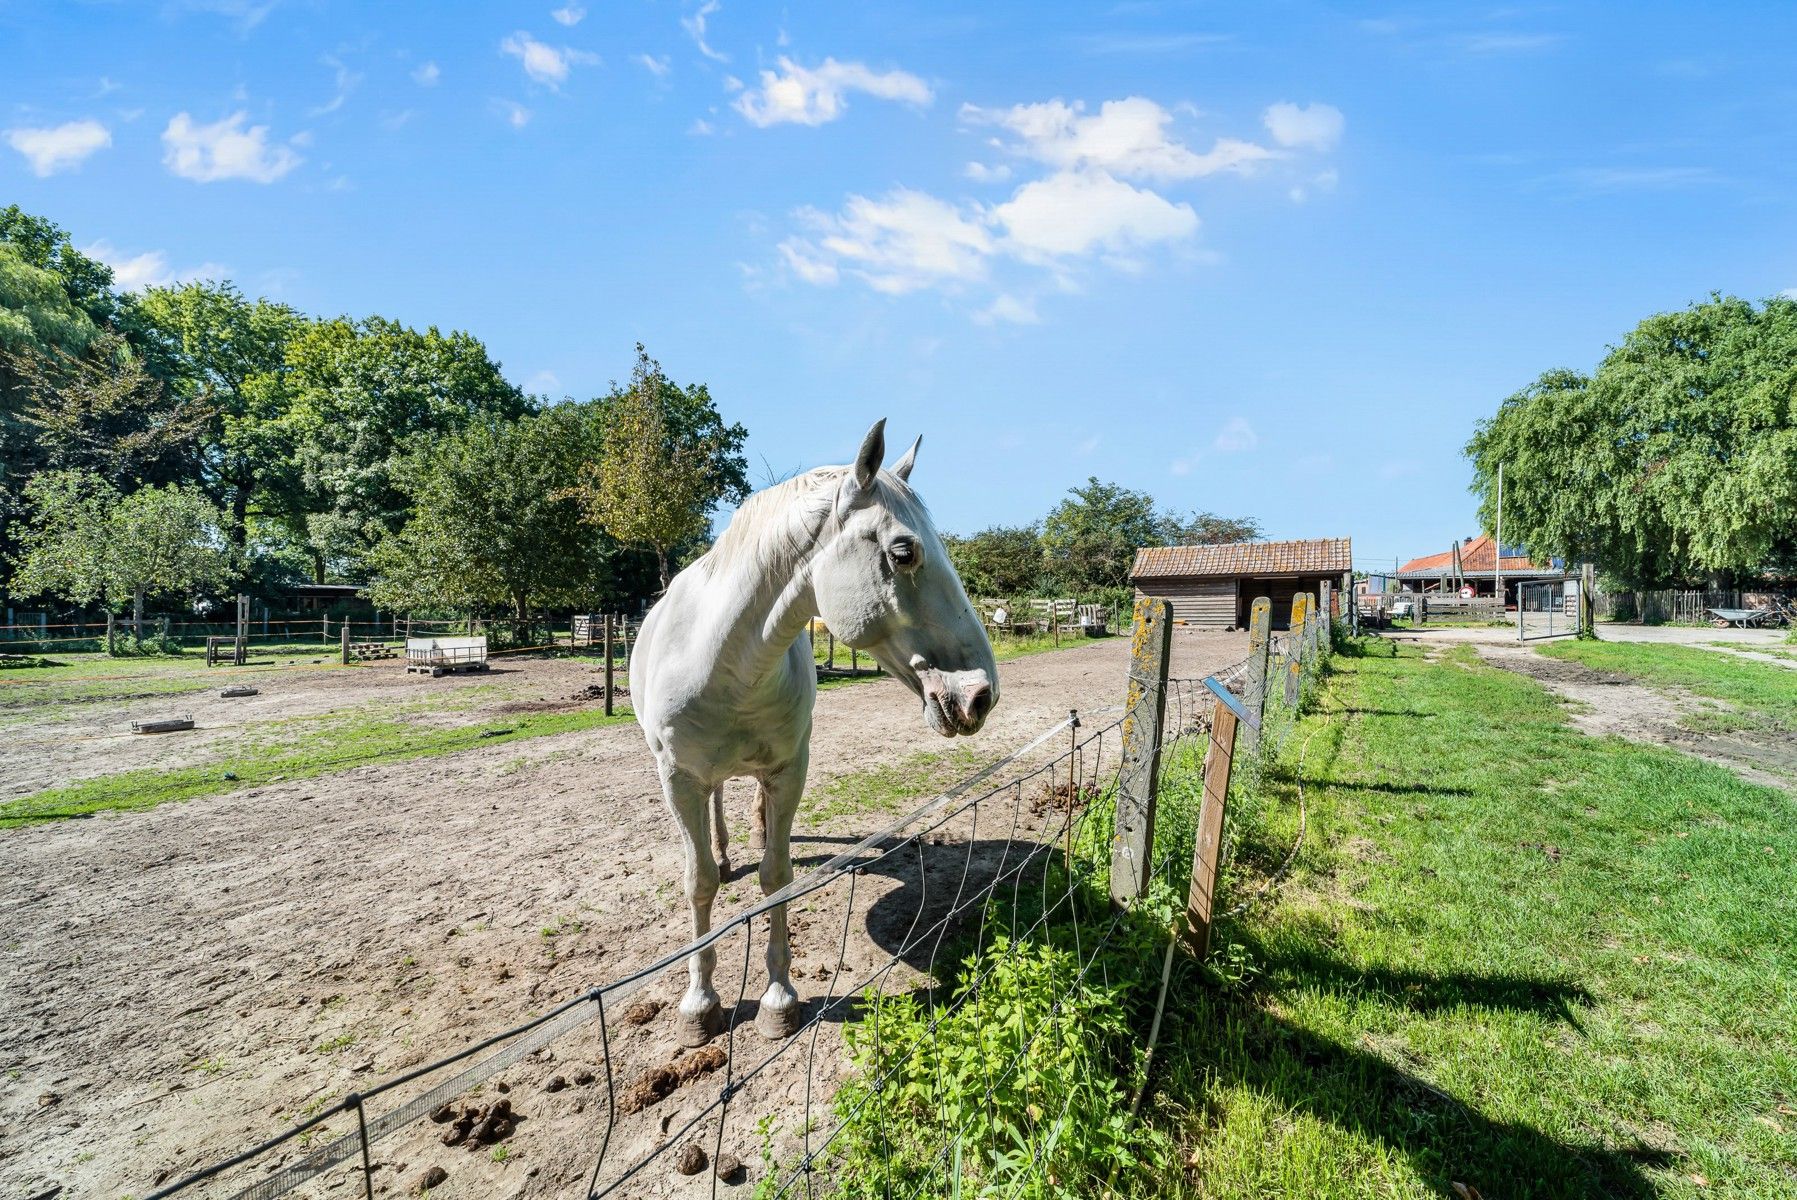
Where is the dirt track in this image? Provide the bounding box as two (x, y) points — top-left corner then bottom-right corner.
(0, 629), (1244, 1200)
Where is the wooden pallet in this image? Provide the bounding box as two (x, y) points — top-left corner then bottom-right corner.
(405, 659), (490, 677)
(350, 641), (397, 661)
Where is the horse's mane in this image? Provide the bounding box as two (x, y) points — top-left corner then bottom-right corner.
(703, 465), (923, 578)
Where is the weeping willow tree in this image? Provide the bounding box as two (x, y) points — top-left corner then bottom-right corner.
(1467, 294), (1797, 588)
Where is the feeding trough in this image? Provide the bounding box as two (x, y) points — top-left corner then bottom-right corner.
(132, 716), (195, 734)
(406, 635), (489, 677)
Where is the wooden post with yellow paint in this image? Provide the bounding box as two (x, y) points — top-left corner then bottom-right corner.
(1242, 597), (1273, 750)
(1110, 596), (1173, 906)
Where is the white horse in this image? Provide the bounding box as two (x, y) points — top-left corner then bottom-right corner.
(630, 419), (998, 1045)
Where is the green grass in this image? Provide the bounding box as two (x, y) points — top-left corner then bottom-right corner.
(831, 638), (1797, 1197)
(0, 706), (634, 828)
(1152, 641), (1797, 1198)
(805, 747), (990, 819)
(1540, 639), (1797, 730)
(1719, 640), (1797, 664)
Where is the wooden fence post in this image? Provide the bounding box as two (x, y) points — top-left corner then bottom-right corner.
(1319, 581), (1333, 641)
(1185, 678), (1254, 957)
(1284, 593), (1307, 707)
(106, 612), (116, 655)
(603, 613), (615, 716)
(340, 624), (350, 665)
(1242, 597), (1273, 751)
(1111, 596), (1173, 907)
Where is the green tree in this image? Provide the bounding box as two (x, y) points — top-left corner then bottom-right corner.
(944, 524), (1048, 597)
(14, 330), (211, 490)
(10, 470), (230, 638)
(134, 281), (308, 555)
(1158, 509), (1262, 546)
(566, 346), (748, 589)
(1041, 478), (1165, 591)
(279, 316), (534, 580)
(364, 405), (620, 621)
(1468, 294), (1797, 587)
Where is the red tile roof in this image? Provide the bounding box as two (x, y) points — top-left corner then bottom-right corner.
(1397, 534), (1541, 577)
(1131, 537), (1352, 580)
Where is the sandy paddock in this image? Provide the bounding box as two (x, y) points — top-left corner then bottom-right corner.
(0, 628), (1246, 1200)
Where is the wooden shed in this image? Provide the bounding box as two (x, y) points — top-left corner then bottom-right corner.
(1130, 537), (1353, 630)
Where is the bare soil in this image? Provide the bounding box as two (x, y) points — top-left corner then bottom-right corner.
(0, 628), (1245, 1200)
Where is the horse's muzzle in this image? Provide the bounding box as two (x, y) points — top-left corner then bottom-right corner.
(921, 669), (996, 737)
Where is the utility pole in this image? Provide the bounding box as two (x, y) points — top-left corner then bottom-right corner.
(1494, 462), (1504, 609)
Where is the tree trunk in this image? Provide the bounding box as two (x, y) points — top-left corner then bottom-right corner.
(229, 484), (251, 556)
(312, 548), (327, 585)
(655, 546), (671, 592)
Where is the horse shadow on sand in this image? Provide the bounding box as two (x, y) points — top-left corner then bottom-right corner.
(715, 829), (1674, 1199)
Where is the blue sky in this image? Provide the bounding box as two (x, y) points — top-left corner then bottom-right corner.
(5, 1), (1795, 571)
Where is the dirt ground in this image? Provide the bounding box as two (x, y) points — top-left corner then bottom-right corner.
(0, 628), (1245, 1200)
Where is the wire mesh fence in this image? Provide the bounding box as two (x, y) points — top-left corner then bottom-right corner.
(137, 603), (1338, 1200)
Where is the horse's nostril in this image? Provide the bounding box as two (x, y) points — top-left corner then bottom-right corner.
(964, 682), (993, 722)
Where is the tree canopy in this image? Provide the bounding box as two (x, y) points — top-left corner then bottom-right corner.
(1467, 294), (1797, 587)
(562, 345), (749, 589)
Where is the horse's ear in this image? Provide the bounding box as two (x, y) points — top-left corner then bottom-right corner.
(891, 435), (921, 483)
(836, 418), (886, 516)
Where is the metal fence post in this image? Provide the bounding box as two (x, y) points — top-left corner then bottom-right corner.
(1111, 596), (1172, 907)
(1242, 597), (1272, 751)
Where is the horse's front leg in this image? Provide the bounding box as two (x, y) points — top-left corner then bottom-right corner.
(661, 768), (723, 1046)
(754, 748), (808, 1040)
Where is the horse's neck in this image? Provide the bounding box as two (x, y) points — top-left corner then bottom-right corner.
(697, 547), (819, 699)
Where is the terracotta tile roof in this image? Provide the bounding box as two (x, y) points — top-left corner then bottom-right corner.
(1131, 537), (1352, 580)
(1397, 534), (1544, 577)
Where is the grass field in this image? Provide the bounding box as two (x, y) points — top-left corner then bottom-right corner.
(837, 637), (1797, 1197)
(1154, 640), (1796, 1198)
(1541, 639), (1797, 731)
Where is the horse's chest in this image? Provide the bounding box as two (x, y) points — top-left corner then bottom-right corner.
(671, 692), (810, 777)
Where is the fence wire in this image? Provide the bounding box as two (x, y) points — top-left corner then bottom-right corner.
(139, 621), (1335, 1200)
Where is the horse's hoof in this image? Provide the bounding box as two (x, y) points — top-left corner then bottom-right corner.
(715, 853), (731, 875)
(676, 1003), (723, 1047)
(755, 996), (802, 1040)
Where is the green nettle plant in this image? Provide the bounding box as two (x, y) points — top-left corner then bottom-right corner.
(10, 469), (230, 648)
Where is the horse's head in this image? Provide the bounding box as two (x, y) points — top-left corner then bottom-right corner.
(811, 420), (999, 737)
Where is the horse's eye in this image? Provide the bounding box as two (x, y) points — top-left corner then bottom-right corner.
(889, 539), (919, 568)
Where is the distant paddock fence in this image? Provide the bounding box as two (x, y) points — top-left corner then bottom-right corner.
(1592, 588), (1794, 625)
(139, 596), (1337, 1200)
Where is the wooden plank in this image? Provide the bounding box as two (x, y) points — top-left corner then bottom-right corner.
(1183, 701), (1240, 958)
(1110, 596), (1173, 906)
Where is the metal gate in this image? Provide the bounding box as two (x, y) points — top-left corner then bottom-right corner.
(1518, 578), (1577, 641)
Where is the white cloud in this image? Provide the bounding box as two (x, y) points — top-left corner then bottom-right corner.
(525, 369), (563, 394)
(1212, 416), (1258, 453)
(5, 119), (111, 176)
(1262, 101), (1343, 151)
(994, 169), (1198, 259)
(551, 3), (585, 26)
(501, 31), (597, 90)
(683, 0), (728, 62)
(83, 240), (227, 291)
(161, 112), (301, 183)
(964, 160), (1012, 183)
(735, 57), (932, 127)
(309, 54), (363, 116)
(974, 293), (1040, 325)
(781, 189), (993, 294)
(496, 100), (532, 128)
(635, 53), (672, 77)
(962, 97), (1275, 181)
(412, 61), (441, 86)
(1781, 288), (1797, 301)
(689, 117), (715, 136)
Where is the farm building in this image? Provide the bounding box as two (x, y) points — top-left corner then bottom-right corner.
(1130, 537), (1352, 629)
(1396, 534), (1569, 605)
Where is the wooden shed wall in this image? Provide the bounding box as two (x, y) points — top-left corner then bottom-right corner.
(1135, 579), (1238, 628)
